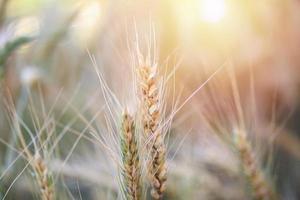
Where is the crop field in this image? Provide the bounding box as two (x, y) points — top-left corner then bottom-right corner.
(0, 0), (300, 199)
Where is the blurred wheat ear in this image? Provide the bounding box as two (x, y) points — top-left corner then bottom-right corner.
(120, 111), (141, 200)
(4, 98), (55, 200)
(234, 128), (278, 200)
(32, 153), (54, 200)
(18, 125), (55, 200)
(138, 63), (167, 200)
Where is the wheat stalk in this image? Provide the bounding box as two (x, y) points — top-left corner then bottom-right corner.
(234, 129), (277, 200)
(138, 63), (167, 200)
(120, 111), (141, 200)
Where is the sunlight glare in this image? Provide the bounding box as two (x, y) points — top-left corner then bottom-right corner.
(199, 0), (227, 23)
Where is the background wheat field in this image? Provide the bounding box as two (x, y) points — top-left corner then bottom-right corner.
(0, 0), (300, 200)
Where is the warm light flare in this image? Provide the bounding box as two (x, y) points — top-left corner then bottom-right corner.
(199, 0), (227, 23)
(72, 1), (102, 46)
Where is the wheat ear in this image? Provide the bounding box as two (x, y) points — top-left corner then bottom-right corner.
(9, 106), (54, 200)
(234, 129), (277, 200)
(32, 153), (54, 200)
(121, 111), (141, 200)
(138, 64), (167, 199)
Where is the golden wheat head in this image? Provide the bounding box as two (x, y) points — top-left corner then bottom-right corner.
(121, 111), (141, 200)
(138, 63), (167, 200)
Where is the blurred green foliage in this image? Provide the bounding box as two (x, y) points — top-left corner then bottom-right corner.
(0, 36), (33, 79)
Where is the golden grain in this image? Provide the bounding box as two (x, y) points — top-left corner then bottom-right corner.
(121, 111), (141, 200)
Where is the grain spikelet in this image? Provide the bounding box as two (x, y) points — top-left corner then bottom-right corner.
(121, 111), (141, 200)
(234, 129), (278, 200)
(138, 63), (167, 200)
